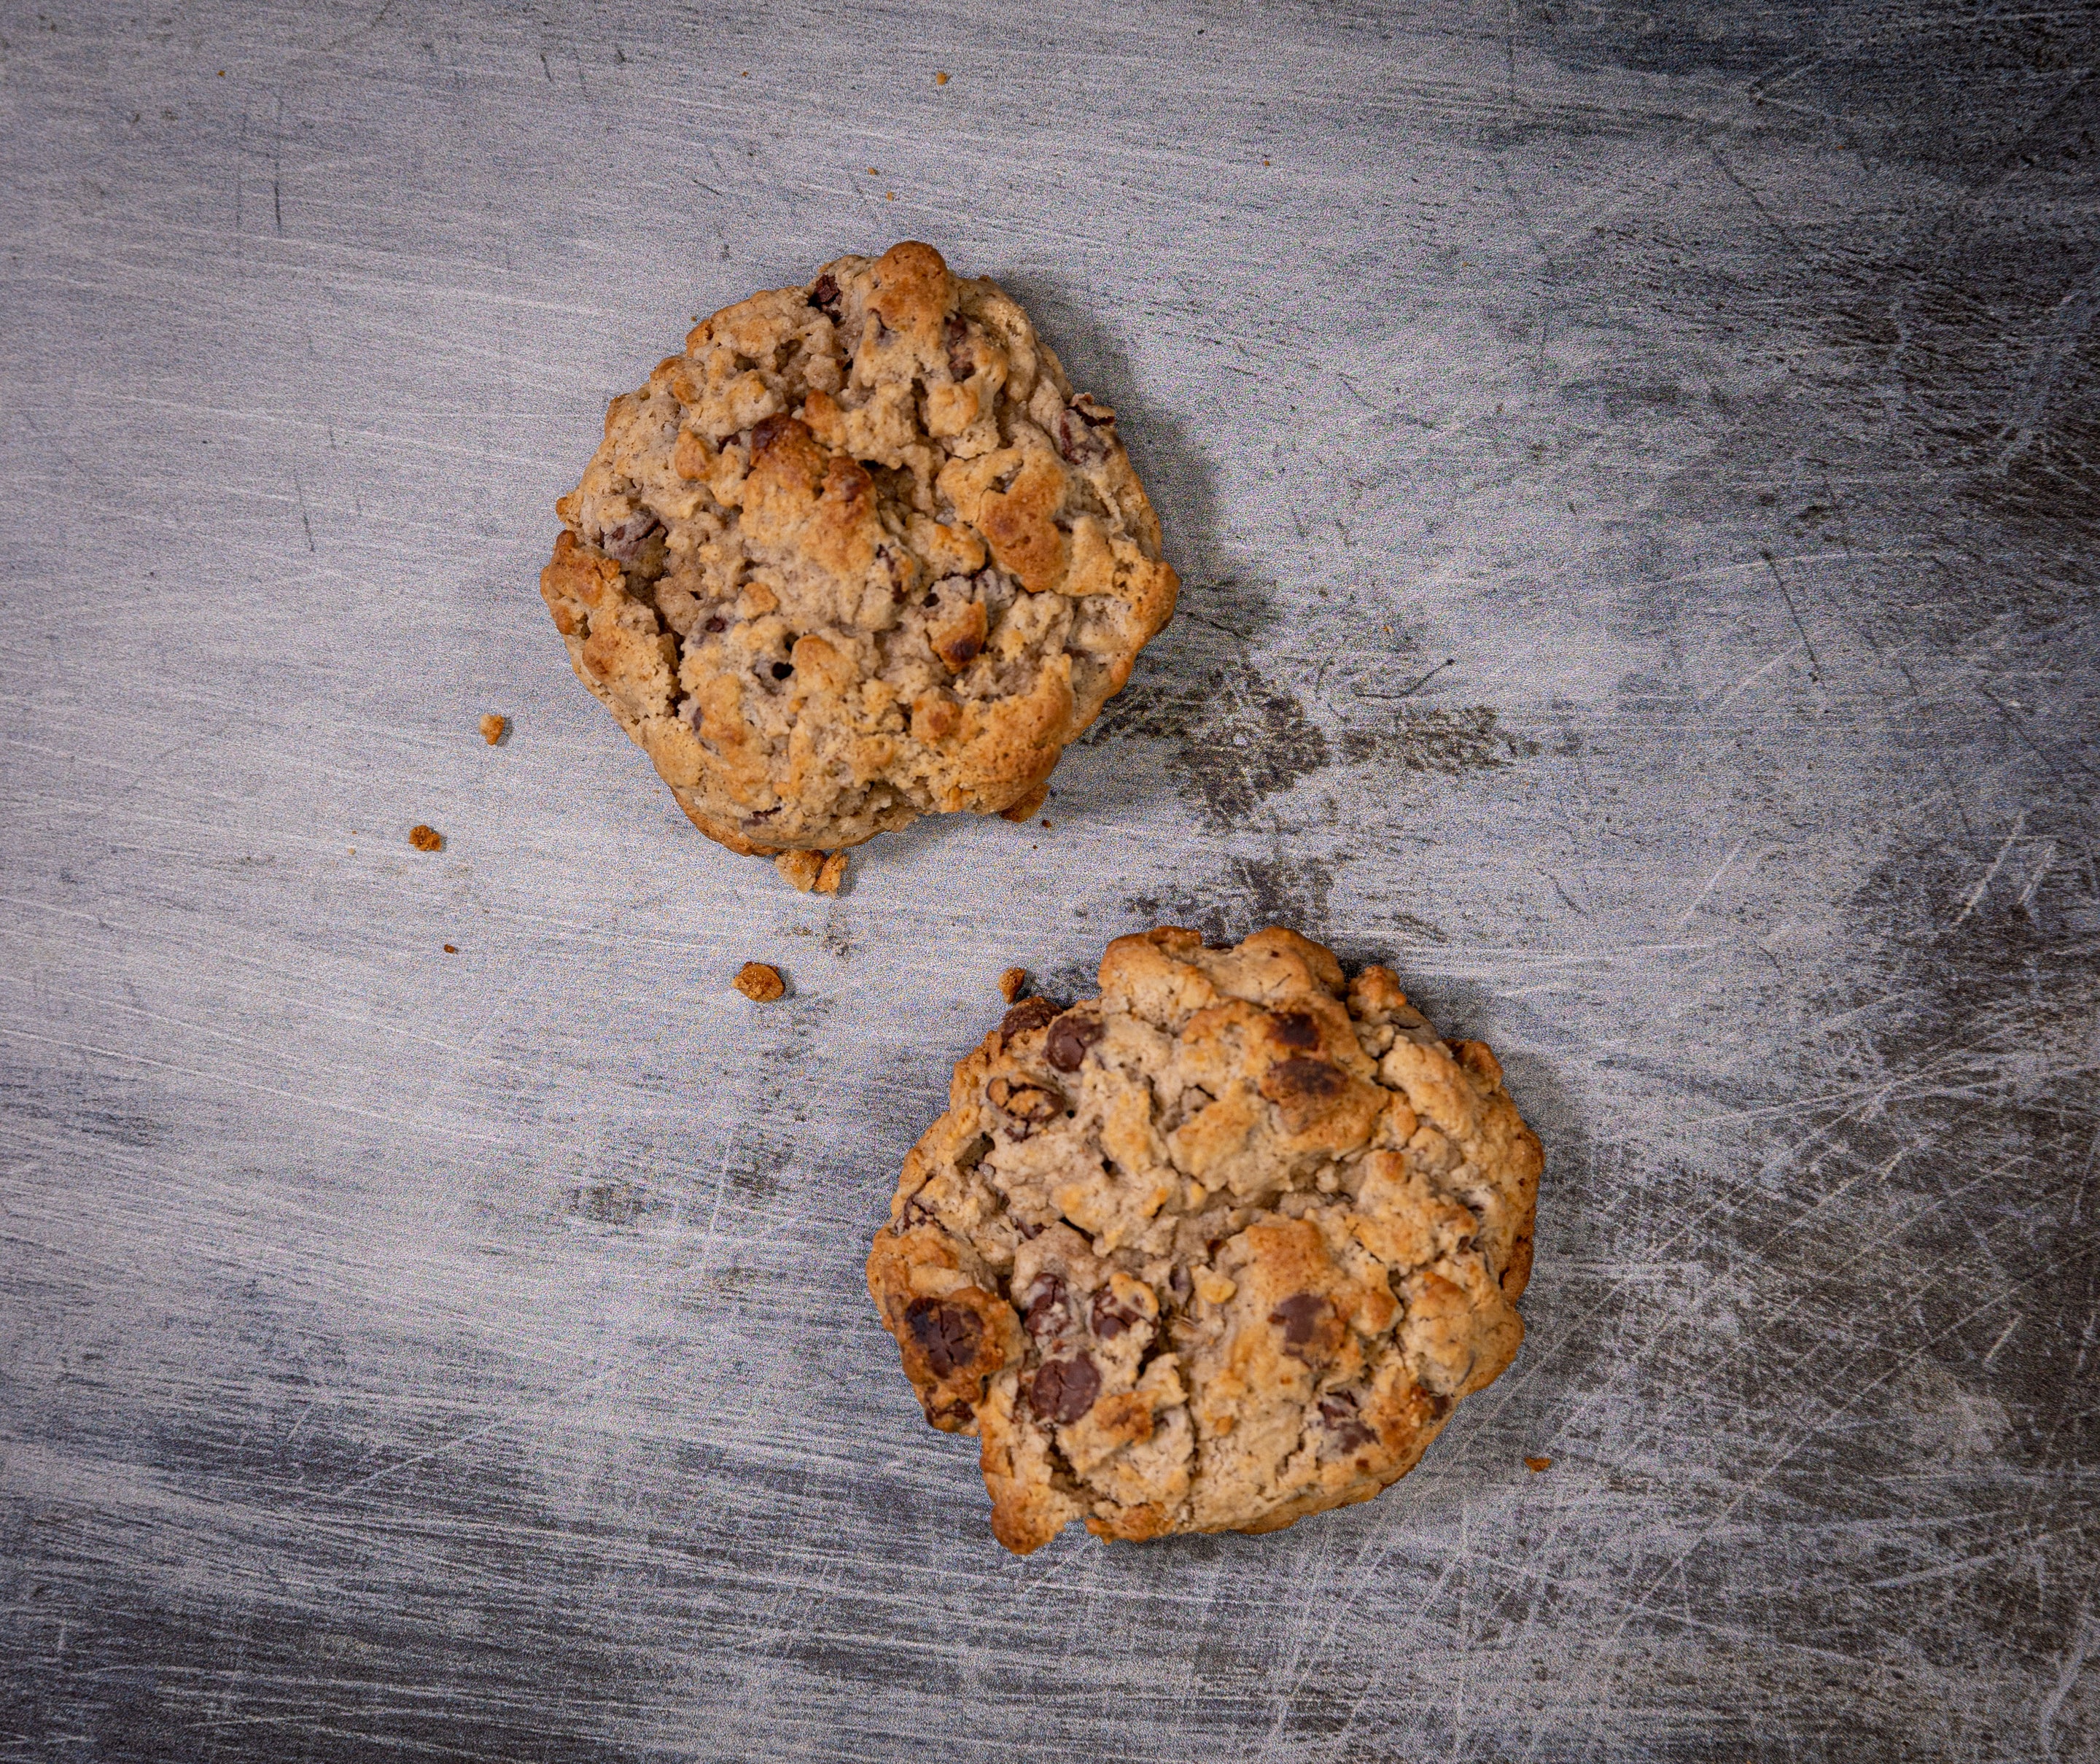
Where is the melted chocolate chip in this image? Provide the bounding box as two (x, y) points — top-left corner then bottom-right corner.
(1055, 409), (1103, 465)
(994, 1082), (1064, 1127)
(944, 313), (971, 379)
(1319, 1393), (1377, 1452)
(771, 661), (794, 680)
(1269, 1293), (1329, 1347)
(1000, 997), (1059, 1038)
(1014, 1218), (1045, 1240)
(905, 1298), (981, 1378)
(809, 272), (841, 316)
(1030, 1353), (1101, 1424)
(1019, 1274), (1068, 1338)
(1272, 1011), (1322, 1051)
(1044, 1012), (1103, 1073)
(1266, 1057), (1348, 1104)
(923, 588), (941, 607)
(1091, 1290), (1139, 1339)
(704, 615), (727, 632)
(1166, 1266), (1193, 1307)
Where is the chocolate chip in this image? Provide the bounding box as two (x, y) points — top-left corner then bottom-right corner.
(1319, 1392), (1376, 1452)
(1014, 1218), (1044, 1240)
(866, 312), (889, 343)
(1044, 1012), (1103, 1073)
(922, 589), (941, 607)
(1269, 1293), (1328, 1346)
(905, 1298), (981, 1378)
(944, 313), (971, 379)
(1055, 410), (1097, 465)
(877, 545), (907, 602)
(1030, 1353), (1100, 1424)
(594, 510), (664, 563)
(1167, 1266), (1193, 1307)
(1000, 997), (1059, 1038)
(704, 615), (727, 632)
(993, 1081), (1063, 1127)
(809, 272), (841, 316)
(1019, 1274), (1068, 1338)
(1272, 1011), (1321, 1051)
(1091, 1290), (1139, 1338)
(1424, 1390), (1453, 1419)
(1264, 1057), (1348, 1105)
(771, 661), (794, 680)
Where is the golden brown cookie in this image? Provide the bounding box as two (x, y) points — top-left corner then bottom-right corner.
(867, 926), (1542, 1554)
(540, 242), (1178, 865)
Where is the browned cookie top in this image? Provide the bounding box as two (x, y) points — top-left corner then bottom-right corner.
(867, 926), (1544, 1555)
(540, 241), (1178, 858)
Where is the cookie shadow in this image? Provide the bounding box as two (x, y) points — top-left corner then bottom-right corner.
(1012, 271), (1283, 629)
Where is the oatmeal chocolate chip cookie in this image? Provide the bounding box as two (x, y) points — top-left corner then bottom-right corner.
(540, 241), (1178, 862)
(867, 925), (1542, 1554)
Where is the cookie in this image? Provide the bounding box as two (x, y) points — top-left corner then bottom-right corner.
(540, 241), (1178, 863)
(867, 926), (1541, 1554)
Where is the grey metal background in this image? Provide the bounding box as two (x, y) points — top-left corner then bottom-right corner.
(2, 1), (2096, 1758)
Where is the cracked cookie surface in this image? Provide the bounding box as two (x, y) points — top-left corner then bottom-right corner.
(867, 925), (1543, 1555)
(540, 241), (1178, 858)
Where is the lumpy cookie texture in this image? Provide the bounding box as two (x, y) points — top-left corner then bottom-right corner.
(867, 926), (1543, 1554)
(540, 241), (1178, 858)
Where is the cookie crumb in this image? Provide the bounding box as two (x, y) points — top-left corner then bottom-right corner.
(735, 961), (785, 1002)
(774, 850), (824, 892)
(936, 70), (950, 84)
(1525, 1456), (1552, 1473)
(480, 713), (508, 745)
(1041, 818), (1051, 829)
(410, 825), (443, 852)
(443, 944), (457, 954)
(814, 851), (849, 895)
(999, 966), (1027, 1003)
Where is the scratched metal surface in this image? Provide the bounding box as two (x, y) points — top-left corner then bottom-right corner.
(2, 0), (2096, 1757)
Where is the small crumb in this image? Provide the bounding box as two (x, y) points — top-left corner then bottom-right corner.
(936, 70), (950, 85)
(410, 825), (443, 852)
(735, 961), (785, 1002)
(814, 851), (849, 895)
(480, 713), (508, 745)
(1525, 1456), (1552, 1473)
(868, 166), (879, 175)
(999, 966), (1027, 1003)
(442, 944), (457, 954)
(1263, 158), (1270, 165)
(886, 192), (895, 201)
(217, 69), (225, 76)
(774, 850), (824, 892)
(1041, 817), (1051, 829)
